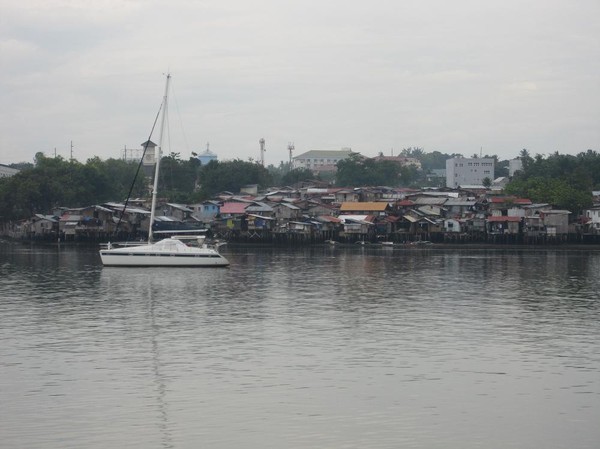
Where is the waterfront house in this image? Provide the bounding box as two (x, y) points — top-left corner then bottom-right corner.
(488, 197), (532, 217)
(164, 203), (195, 222)
(339, 215), (373, 238)
(287, 221), (314, 235)
(444, 199), (476, 218)
(31, 214), (59, 239)
(247, 214), (275, 231)
(334, 189), (361, 203)
(191, 200), (221, 222)
(444, 218), (464, 233)
(411, 195), (449, 208)
(487, 216), (522, 235)
(583, 206), (600, 233)
(102, 202), (150, 235)
(523, 203), (551, 217)
(314, 215), (342, 240)
(339, 202), (391, 216)
(395, 199), (416, 213)
(219, 201), (250, 218)
(271, 202), (302, 221)
(246, 202), (275, 218)
(417, 204), (445, 218)
(540, 210), (570, 236)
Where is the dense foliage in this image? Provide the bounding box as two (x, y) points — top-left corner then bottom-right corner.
(504, 149), (598, 212)
(196, 159), (273, 198)
(2, 147), (598, 221)
(336, 153), (420, 187)
(279, 168), (318, 186)
(0, 153), (146, 221)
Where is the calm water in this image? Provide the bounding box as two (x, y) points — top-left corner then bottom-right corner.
(1, 241), (599, 449)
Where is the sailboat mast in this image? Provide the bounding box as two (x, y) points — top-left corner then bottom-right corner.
(148, 73), (171, 243)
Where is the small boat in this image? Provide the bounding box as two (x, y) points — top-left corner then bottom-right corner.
(410, 240), (433, 246)
(99, 74), (229, 267)
(325, 239), (338, 245)
(381, 241), (395, 246)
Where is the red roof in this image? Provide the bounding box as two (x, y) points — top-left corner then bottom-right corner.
(487, 216), (522, 222)
(397, 200), (415, 206)
(220, 202), (249, 214)
(489, 197), (532, 205)
(514, 198), (532, 205)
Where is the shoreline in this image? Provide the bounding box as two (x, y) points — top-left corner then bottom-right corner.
(4, 237), (600, 252)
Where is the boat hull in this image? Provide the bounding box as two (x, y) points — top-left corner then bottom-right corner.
(99, 238), (229, 267)
(100, 251), (229, 267)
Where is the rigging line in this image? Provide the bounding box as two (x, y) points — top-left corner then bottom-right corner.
(114, 102), (164, 237)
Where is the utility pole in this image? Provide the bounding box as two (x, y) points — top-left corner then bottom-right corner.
(70, 140), (74, 162)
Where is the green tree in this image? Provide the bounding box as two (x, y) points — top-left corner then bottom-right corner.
(336, 154), (416, 187)
(281, 168), (316, 186)
(0, 153), (148, 221)
(196, 159), (273, 199)
(158, 153), (200, 202)
(505, 177), (592, 213)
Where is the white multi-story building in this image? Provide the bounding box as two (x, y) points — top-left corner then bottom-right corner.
(0, 164), (19, 178)
(292, 149), (354, 174)
(445, 157), (495, 188)
(509, 158), (523, 177)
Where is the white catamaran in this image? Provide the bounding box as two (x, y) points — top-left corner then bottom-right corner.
(99, 75), (229, 267)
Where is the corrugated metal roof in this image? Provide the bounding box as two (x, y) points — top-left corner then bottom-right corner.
(413, 197), (448, 205)
(166, 203), (194, 212)
(274, 202), (301, 210)
(340, 202), (388, 211)
(487, 216), (522, 222)
(445, 200), (476, 206)
(246, 202), (274, 212)
(60, 214), (82, 222)
(316, 215), (342, 223)
(339, 214), (372, 224)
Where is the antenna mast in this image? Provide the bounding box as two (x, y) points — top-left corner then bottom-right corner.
(259, 138), (266, 166)
(288, 142), (295, 170)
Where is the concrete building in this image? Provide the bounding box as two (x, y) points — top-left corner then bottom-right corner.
(445, 157), (495, 188)
(0, 164), (20, 178)
(509, 158), (523, 177)
(371, 153), (422, 170)
(141, 140), (158, 177)
(292, 149), (354, 174)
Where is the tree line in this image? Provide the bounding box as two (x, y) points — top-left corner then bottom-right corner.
(1, 148), (598, 222)
(504, 149), (598, 212)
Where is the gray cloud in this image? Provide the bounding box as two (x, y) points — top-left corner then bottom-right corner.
(0, 0), (598, 165)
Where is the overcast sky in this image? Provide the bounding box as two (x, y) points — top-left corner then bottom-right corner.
(1, 0), (598, 166)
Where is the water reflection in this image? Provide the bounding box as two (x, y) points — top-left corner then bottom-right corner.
(1, 242), (600, 448)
